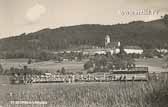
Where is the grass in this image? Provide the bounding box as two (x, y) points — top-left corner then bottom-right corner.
(1, 58), (168, 74)
(28, 61), (85, 73)
(0, 58), (168, 107)
(135, 58), (168, 73)
(0, 58), (85, 73)
(0, 80), (168, 107)
(135, 58), (165, 67)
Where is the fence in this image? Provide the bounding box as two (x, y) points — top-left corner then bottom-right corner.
(31, 72), (149, 83)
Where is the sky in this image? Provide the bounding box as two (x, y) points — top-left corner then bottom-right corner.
(0, 0), (168, 38)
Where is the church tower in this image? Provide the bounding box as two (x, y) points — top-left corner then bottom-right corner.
(105, 35), (110, 47)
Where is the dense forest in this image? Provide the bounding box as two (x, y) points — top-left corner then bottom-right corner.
(0, 15), (168, 58)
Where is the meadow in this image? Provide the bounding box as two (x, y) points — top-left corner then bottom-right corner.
(1, 58), (168, 74)
(0, 58), (168, 107)
(135, 58), (168, 73)
(0, 80), (168, 107)
(0, 59), (86, 73)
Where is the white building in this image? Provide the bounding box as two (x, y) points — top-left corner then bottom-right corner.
(108, 48), (120, 55)
(156, 48), (168, 54)
(124, 46), (143, 54)
(94, 50), (106, 55)
(105, 35), (111, 47)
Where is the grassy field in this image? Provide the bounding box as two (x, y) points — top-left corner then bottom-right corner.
(0, 80), (168, 107)
(0, 58), (168, 107)
(135, 58), (168, 73)
(0, 59), (86, 73)
(1, 58), (168, 74)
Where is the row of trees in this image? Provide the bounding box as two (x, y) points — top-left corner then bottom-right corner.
(84, 52), (135, 73)
(0, 63), (72, 76)
(0, 50), (85, 62)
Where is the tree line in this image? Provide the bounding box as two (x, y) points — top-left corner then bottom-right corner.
(84, 52), (135, 73)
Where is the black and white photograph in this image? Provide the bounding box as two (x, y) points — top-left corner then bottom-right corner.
(0, 0), (168, 107)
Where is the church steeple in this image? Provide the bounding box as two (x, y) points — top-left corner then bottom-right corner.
(105, 35), (110, 47)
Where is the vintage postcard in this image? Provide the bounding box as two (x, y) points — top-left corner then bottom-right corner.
(0, 0), (168, 107)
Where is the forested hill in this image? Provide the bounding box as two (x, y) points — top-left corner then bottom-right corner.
(0, 16), (168, 54)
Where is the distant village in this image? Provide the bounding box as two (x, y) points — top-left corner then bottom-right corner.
(51, 34), (168, 62)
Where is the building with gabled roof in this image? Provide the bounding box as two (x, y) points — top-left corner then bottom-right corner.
(124, 46), (143, 54)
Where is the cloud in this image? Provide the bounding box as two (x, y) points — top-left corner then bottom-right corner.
(26, 4), (46, 22)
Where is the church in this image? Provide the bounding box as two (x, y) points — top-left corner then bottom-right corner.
(81, 34), (121, 55)
(104, 35), (121, 55)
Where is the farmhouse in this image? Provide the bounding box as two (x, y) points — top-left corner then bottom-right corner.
(124, 46), (143, 54)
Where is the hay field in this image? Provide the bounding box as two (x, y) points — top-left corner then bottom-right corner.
(0, 81), (168, 107)
(0, 58), (168, 107)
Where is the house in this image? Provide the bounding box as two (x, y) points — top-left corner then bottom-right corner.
(94, 50), (106, 55)
(124, 46), (143, 54)
(105, 42), (120, 55)
(44, 73), (52, 77)
(84, 48), (107, 55)
(156, 48), (168, 54)
(107, 48), (120, 55)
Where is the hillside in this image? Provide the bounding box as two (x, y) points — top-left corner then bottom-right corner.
(0, 17), (168, 58)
